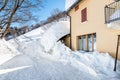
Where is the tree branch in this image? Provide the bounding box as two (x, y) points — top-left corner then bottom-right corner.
(1, 0), (20, 38)
(0, 0), (8, 12)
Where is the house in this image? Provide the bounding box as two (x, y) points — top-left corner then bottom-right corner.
(67, 0), (120, 60)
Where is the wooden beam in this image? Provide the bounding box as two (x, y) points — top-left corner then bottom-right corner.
(86, 35), (89, 52)
(81, 36), (84, 50)
(92, 34), (94, 52)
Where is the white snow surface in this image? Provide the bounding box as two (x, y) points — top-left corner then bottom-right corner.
(41, 21), (70, 51)
(65, 0), (78, 10)
(0, 20), (120, 80)
(0, 39), (20, 65)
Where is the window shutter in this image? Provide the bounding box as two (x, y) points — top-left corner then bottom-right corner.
(81, 8), (87, 22)
(75, 5), (79, 11)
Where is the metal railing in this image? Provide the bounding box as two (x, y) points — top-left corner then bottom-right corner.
(105, 1), (120, 23)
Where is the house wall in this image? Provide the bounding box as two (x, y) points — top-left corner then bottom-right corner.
(64, 36), (71, 48)
(69, 0), (120, 59)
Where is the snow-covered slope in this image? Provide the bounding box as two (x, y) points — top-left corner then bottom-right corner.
(0, 39), (19, 65)
(0, 19), (120, 80)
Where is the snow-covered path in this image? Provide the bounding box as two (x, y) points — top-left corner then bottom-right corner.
(0, 54), (99, 80)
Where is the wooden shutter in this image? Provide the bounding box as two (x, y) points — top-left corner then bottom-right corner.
(81, 8), (87, 22)
(75, 5), (79, 11)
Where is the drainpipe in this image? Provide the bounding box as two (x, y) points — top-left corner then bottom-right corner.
(66, 11), (72, 49)
(114, 35), (120, 71)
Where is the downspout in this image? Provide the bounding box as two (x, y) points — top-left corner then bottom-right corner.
(66, 11), (72, 49)
(114, 35), (120, 71)
(70, 15), (72, 49)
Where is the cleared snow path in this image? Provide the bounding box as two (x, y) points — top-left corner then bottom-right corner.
(0, 54), (99, 80)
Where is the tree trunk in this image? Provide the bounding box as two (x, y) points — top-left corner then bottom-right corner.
(1, 1), (19, 38)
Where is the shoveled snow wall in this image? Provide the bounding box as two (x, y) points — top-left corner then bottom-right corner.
(40, 21), (70, 52)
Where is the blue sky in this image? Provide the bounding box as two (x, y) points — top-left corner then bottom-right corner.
(15, 0), (65, 27)
(37, 0), (65, 21)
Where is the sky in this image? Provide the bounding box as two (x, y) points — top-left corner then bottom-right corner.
(13, 0), (65, 27)
(36, 0), (65, 22)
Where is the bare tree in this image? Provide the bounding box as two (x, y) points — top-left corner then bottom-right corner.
(46, 8), (67, 24)
(0, 0), (43, 38)
(50, 8), (62, 17)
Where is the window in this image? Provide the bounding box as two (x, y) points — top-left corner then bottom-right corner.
(78, 33), (96, 52)
(75, 5), (79, 11)
(81, 8), (87, 22)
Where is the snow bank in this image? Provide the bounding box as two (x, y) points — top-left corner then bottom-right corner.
(40, 21), (70, 52)
(13, 26), (45, 42)
(10, 30), (120, 80)
(50, 42), (120, 79)
(0, 39), (19, 65)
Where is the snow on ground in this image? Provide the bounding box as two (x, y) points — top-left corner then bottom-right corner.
(41, 21), (70, 51)
(0, 39), (19, 65)
(0, 20), (120, 80)
(0, 53), (99, 80)
(46, 42), (120, 80)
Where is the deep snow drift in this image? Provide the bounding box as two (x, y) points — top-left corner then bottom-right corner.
(0, 20), (120, 80)
(0, 39), (19, 65)
(40, 21), (70, 51)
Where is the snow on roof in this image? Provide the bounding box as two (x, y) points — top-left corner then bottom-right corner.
(66, 0), (81, 12)
(65, 0), (78, 10)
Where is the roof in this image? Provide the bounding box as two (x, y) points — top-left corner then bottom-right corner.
(67, 0), (82, 13)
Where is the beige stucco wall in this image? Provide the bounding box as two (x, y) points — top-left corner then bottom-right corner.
(69, 0), (120, 59)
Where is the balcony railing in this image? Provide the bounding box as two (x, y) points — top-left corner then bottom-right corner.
(105, 1), (120, 23)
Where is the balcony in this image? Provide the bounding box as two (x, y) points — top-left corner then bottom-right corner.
(105, 1), (120, 30)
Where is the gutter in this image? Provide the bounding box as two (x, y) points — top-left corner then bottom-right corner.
(65, 0), (82, 49)
(114, 35), (120, 71)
